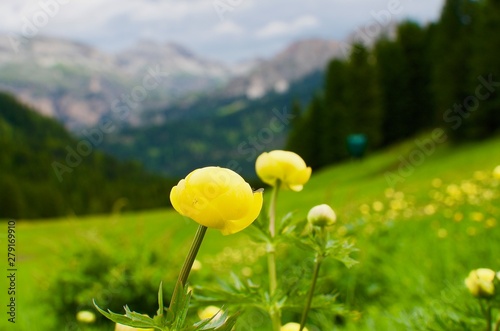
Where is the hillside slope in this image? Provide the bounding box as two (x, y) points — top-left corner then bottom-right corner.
(0, 92), (174, 218)
(5, 133), (500, 330)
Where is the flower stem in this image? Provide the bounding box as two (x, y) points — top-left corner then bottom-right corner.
(299, 254), (323, 331)
(267, 183), (281, 330)
(486, 304), (492, 331)
(171, 225), (207, 304)
(269, 182), (280, 238)
(495, 317), (500, 331)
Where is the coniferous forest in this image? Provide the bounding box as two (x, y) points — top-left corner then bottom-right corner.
(0, 92), (174, 219)
(287, 0), (500, 168)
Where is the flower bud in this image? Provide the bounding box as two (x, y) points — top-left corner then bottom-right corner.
(256, 150), (311, 192)
(307, 204), (337, 227)
(493, 165), (500, 179)
(198, 306), (223, 320)
(191, 259), (202, 272)
(281, 322), (309, 331)
(464, 268), (496, 297)
(76, 310), (96, 323)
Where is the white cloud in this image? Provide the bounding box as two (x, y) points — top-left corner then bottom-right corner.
(0, 0), (446, 62)
(256, 15), (319, 39)
(213, 21), (245, 36)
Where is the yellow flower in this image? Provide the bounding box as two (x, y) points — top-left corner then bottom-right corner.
(255, 150), (311, 191)
(281, 322), (309, 331)
(115, 323), (153, 331)
(191, 259), (202, 272)
(76, 310), (96, 323)
(198, 306), (223, 320)
(465, 268), (496, 297)
(170, 167), (263, 235)
(307, 204), (337, 227)
(493, 165), (500, 179)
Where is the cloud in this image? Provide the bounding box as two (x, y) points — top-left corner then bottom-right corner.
(213, 21), (245, 36)
(0, 0), (445, 62)
(256, 15), (319, 39)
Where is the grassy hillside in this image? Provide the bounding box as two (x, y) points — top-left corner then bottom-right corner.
(2, 133), (499, 330)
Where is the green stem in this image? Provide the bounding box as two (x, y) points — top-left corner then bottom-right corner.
(171, 225), (207, 304)
(299, 254), (323, 331)
(486, 304), (492, 331)
(269, 182), (280, 238)
(495, 316), (500, 331)
(267, 243), (278, 295)
(267, 182), (281, 330)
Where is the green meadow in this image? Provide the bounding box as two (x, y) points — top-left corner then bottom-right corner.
(3, 133), (500, 331)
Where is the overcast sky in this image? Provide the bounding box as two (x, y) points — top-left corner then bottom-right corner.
(0, 0), (445, 62)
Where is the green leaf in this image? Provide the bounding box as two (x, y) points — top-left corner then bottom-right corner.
(93, 299), (159, 329)
(157, 281), (164, 316)
(324, 238), (359, 268)
(168, 281), (192, 330)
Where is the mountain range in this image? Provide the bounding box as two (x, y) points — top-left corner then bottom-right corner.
(0, 34), (343, 130)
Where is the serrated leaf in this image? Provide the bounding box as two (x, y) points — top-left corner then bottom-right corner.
(334, 255), (359, 268)
(168, 281), (192, 330)
(93, 300), (158, 329)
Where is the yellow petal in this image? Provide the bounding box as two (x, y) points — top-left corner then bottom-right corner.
(209, 182), (253, 220)
(256, 150), (311, 190)
(292, 167), (312, 185)
(256, 152), (282, 186)
(220, 190), (263, 235)
(169, 180), (185, 216)
(288, 184), (304, 192)
(476, 268), (495, 281)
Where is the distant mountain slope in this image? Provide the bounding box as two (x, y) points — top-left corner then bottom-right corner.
(0, 35), (234, 130)
(0, 35), (342, 131)
(99, 70), (324, 178)
(0, 92), (174, 219)
(222, 39), (344, 99)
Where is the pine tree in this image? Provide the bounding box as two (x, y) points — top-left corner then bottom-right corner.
(431, 0), (479, 140)
(321, 59), (351, 163)
(468, 0), (500, 138)
(396, 21), (435, 133)
(345, 43), (383, 149)
(374, 37), (409, 145)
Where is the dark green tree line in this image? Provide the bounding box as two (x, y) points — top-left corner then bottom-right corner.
(287, 0), (499, 170)
(0, 92), (175, 219)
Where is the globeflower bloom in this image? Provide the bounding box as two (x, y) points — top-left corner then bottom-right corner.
(170, 167), (263, 235)
(307, 204), (337, 227)
(465, 268), (496, 297)
(256, 150), (311, 191)
(281, 322), (309, 331)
